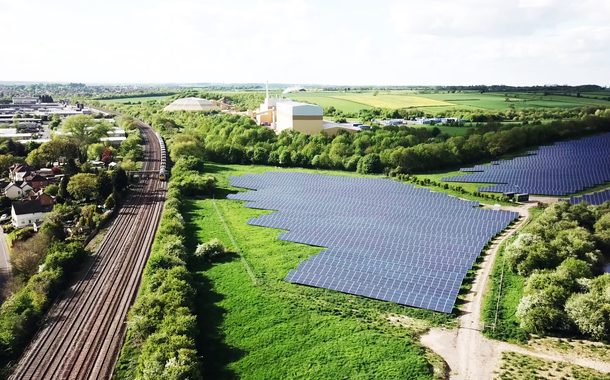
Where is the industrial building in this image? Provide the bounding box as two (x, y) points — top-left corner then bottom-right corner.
(275, 101), (324, 135)
(254, 85), (360, 136)
(163, 97), (218, 112)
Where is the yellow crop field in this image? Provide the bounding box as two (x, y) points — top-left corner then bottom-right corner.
(333, 93), (453, 109)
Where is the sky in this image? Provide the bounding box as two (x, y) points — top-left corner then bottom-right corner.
(1, 0), (609, 86)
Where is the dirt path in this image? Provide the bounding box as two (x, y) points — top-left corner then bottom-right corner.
(420, 201), (610, 379)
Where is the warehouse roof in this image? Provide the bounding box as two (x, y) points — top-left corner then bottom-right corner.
(163, 97), (217, 112)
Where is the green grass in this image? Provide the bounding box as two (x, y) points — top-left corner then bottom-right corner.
(414, 170), (493, 194)
(495, 351), (610, 380)
(287, 91), (610, 114)
(419, 125), (471, 136)
(185, 164), (456, 379)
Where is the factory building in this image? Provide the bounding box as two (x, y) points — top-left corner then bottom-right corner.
(255, 96), (276, 126)
(254, 83), (323, 135)
(254, 84), (364, 136)
(275, 101), (323, 135)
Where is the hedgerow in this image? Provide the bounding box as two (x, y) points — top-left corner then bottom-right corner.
(115, 159), (205, 380)
(0, 243), (87, 371)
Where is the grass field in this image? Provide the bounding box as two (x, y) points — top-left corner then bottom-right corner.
(495, 351), (610, 380)
(185, 164), (456, 379)
(288, 91), (610, 114)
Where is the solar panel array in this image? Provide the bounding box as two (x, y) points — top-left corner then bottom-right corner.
(443, 133), (610, 196)
(228, 172), (518, 313)
(570, 189), (610, 206)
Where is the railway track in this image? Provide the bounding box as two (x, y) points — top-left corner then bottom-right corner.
(9, 122), (167, 379)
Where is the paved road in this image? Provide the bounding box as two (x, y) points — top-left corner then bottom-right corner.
(0, 226), (12, 299)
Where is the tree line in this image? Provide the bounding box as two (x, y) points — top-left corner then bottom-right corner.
(506, 202), (610, 341)
(139, 108), (610, 177)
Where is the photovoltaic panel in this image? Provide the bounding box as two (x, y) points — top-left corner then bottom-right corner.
(228, 172), (518, 313)
(443, 133), (610, 196)
(569, 189), (610, 206)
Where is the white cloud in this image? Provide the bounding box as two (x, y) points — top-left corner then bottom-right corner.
(0, 0), (608, 85)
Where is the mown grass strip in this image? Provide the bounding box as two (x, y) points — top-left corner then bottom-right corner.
(211, 199), (258, 285)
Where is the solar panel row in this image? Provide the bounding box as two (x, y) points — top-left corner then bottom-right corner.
(569, 189), (610, 206)
(228, 172), (518, 313)
(443, 133), (610, 196)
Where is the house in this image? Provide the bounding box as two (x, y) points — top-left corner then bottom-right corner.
(23, 173), (49, 191)
(4, 181), (33, 200)
(11, 195), (54, 227)
(9, 163), (35, 182)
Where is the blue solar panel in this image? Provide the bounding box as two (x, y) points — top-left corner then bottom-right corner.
(228, 172), (518, 313)
(443, 133), (610, 196)
(570, 189), (610, 205)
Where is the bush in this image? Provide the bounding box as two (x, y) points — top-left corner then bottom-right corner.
(194, 238), (227, 262)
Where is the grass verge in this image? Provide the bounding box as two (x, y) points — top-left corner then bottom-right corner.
(494, 351), (610, 380)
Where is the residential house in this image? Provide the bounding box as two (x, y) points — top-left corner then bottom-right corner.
(8, 163), (35, 182)
(24, 173), (49, 191)
(4, 181), (33, 200)
(11, 195), (54, 227)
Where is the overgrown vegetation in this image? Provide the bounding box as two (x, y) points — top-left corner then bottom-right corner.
(114, 156), (210, 379)
(494, 351), (610, 380)
(485, 202), (610, 342)
(0, 242), (88, 372)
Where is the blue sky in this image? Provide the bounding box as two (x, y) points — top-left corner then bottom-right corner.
(1, 0), (609, 86)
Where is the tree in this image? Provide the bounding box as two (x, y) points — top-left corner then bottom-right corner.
(36, 138), (80, 163)
(104, 193), (116, 210)
(0, 154), (19, 176)
(357, 153), (382, 174)
(97, 171), (113, 203)
(87, 143), (105, 161)
(67, 173), (98, 201)
(119, 133), (143, 161)
(565, 274), (610, 341)
(78, 204), (99, 231)
(57, 175), (69, 202)
(594, 212), (610, 249)
(44, 184), (59, 196)
(112, 167), (128, 193)
(550, 227), (599, 264)
(25, 149), (45, 168)
(101, 147), (114, 165)
(60, 115), (110, 159)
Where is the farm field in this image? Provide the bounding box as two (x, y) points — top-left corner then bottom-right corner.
(288, 91), (610, 114)
(185, 164), (455, 379)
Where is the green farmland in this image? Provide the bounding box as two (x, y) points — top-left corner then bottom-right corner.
(186, 164), (454, 379)
(288, 91), (610, 114)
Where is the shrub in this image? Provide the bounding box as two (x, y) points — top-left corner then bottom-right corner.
(194, 238), (227, 262)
